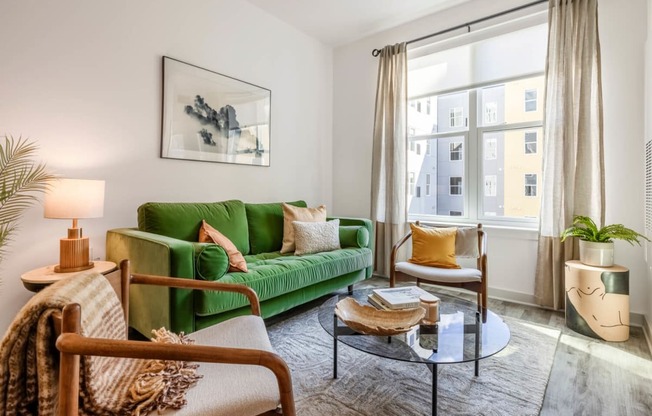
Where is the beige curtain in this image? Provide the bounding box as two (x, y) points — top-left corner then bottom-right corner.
(371, 43), (408, 277)
(535, 0), (604, 309)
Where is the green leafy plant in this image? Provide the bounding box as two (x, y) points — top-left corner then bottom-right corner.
(560, 215), (650, 245)
(0, 135), (56, 266)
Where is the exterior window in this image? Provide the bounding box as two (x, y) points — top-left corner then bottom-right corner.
(449, 107), (463, 128)
(426, 174), (431, 196)
(417, 101), (422, 112)
(426, 98), (431, 115)
(409, 127), (415, 137)
(524, 131), (537, 154)
(525, 174), (537, 196)
(410, 101), (416, 108)
(450, 142), (463, 161)
(485, 175), (497, 197)
(450, 210), (463, 216)
(485, 138), (497, 160)
(416, 186), (421, 198)
(525, 89), (537, 112)
(416, 143), (421, 155)
(484, 102), (498, 124)
(409, 172), (415, 196)
(426, 140), (431, 155)
(450, 177), (463, 195)
(409, 141), (415, 152)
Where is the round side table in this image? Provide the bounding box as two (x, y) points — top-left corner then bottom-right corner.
(21, 261), (118, 292)
(564, 260), (629, 341)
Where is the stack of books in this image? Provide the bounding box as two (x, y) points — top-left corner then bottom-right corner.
(367, 286), (438, 310)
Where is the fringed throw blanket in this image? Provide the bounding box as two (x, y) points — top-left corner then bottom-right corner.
(0, 271), (201, 415)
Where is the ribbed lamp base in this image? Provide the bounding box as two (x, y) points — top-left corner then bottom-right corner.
(55, 230), (94, 273)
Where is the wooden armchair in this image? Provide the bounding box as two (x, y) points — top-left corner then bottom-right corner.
(390, 222), (488, 321)
(55, 259), (295, 416)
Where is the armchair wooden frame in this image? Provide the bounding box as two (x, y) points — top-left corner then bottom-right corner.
(389, 222), (488, 321)
(54, 259), (295, 416)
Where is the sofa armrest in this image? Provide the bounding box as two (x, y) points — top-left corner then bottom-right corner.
(327, 217), (373, 250)
(106, 228), (197, 335)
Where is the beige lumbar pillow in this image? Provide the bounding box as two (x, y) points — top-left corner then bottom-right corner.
(280, 203), (327, 253)
(293, 219), (340, 256)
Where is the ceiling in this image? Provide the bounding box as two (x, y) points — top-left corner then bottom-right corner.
(245, 0), (470, 46)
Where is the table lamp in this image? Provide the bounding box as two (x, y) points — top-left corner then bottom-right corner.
(44, 178), (105, 273)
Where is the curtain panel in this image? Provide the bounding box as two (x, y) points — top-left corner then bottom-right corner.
(535, 0), (605, 309)
(371, 43), (408, 277)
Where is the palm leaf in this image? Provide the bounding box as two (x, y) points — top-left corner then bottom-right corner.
(0, 135), (56, 267)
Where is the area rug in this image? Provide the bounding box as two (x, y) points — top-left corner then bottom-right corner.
(267, 307), (560, 416)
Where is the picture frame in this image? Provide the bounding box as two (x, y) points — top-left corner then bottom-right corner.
(161, 56), (271, 166)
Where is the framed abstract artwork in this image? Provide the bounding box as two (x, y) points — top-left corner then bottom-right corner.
(161, 56), (271, 166)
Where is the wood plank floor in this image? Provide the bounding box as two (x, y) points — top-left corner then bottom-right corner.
(271, 276), (652, 415)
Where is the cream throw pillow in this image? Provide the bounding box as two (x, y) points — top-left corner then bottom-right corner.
(280, 203), (327, 253)
(293, 219), (340, 256)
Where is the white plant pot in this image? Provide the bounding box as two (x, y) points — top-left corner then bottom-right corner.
(579, 240), (614, 267)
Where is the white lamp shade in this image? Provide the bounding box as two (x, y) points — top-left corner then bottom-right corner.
(44, 179), (105, 219)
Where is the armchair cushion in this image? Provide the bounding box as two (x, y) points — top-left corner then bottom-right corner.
(408, 224), (460, 269)
(396, 261), (482, 283)
(455, 226), (480, 258)
(174, 315), (280, 416)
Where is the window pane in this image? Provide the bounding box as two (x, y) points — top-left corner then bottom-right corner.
(407, 136), (465, 217)
(481, 127), (542, 218)
(479, 76), (544, 126)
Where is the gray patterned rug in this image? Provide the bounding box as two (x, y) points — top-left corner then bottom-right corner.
(267, 306), (560, 416)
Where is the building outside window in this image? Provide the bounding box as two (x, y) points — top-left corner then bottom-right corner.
(406, 19), (546, 225)
(524, 131), (537, 154)
(450, 142), (463, 161)
(416, 143), (421, 155)
(525, 174), (537, 196)
(409, 172), (415, 196)
(484, 102), (498, 124)
(450, 177), (463, 195)
(449, 107), (463, 128)
(524, 89), (537, 112)
(417, 101), (422, 112)
(426, 98), (431, 115)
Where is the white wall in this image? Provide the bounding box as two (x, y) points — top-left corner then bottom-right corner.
(645, 0), (652, 339)
(0, 0), (333, 333)
(332, 0), (650, 315)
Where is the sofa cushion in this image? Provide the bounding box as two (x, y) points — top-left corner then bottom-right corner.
(245, 201), (306, 255)
(293, 219), (340, 255)
(138, 200), (250, 255)
(193, 243), (229, 281)
(280, 203), (327, 253)
(195, 247), (373, 316)
(199, 220), (248, 273)
(339, 226), (370, 248)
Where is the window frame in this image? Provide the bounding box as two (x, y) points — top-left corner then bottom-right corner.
(524, 131), (537, 154)
(524, 173), (537, 197)
(524, 88), (537, 112)
(449, 176), (463, 196)
(449, 107), (464, 128)
(449, 141), (463, 161)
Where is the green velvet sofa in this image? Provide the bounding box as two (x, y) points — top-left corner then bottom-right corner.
(106, 199), (373, 336)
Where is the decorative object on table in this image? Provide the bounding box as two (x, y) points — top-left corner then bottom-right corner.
(44, 178), (105, 272)
(564, 260), (629, 341)
(371, 285), (437, 310)
(419, 294), (440, 325)
(334, 297), (424, 336)
(560, 215), (649, 267)
(161, 56), (271, 167)
(0, 136), (55, 281)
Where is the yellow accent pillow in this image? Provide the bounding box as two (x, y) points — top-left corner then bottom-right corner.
(408, 224), (460, 269)
(280, 203), (327, 253)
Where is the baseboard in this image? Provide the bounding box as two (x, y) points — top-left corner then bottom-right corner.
(489, 287), (647, 329)
(643, 315), (652, 354)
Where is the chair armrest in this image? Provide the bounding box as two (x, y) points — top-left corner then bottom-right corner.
(130, 272), (261, 316)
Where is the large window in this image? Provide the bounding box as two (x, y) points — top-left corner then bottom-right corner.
(407, 20), (547, 225)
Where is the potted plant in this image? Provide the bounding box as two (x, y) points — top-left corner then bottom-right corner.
(560, 215), (650, 267)
(0, 135), (55, 282)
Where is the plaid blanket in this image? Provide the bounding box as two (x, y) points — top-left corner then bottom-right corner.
(0, 271), (200, 416)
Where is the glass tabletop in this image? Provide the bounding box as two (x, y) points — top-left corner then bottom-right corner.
(318, 289), (510, 365)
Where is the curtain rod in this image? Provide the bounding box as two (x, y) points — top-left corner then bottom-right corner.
(371, 0), (548, 57)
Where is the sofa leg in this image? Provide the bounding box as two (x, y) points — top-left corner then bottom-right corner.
(347, 285), (353, 295)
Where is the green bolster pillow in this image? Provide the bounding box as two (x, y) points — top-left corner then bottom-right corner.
(339, 226), (370, 248)
(193, 243), (229, 281)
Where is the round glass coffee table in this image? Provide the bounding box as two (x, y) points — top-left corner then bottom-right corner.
(318, 289), (510, 416)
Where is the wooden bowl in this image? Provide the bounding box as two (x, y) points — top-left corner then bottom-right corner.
(334, 297), (425, 336)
